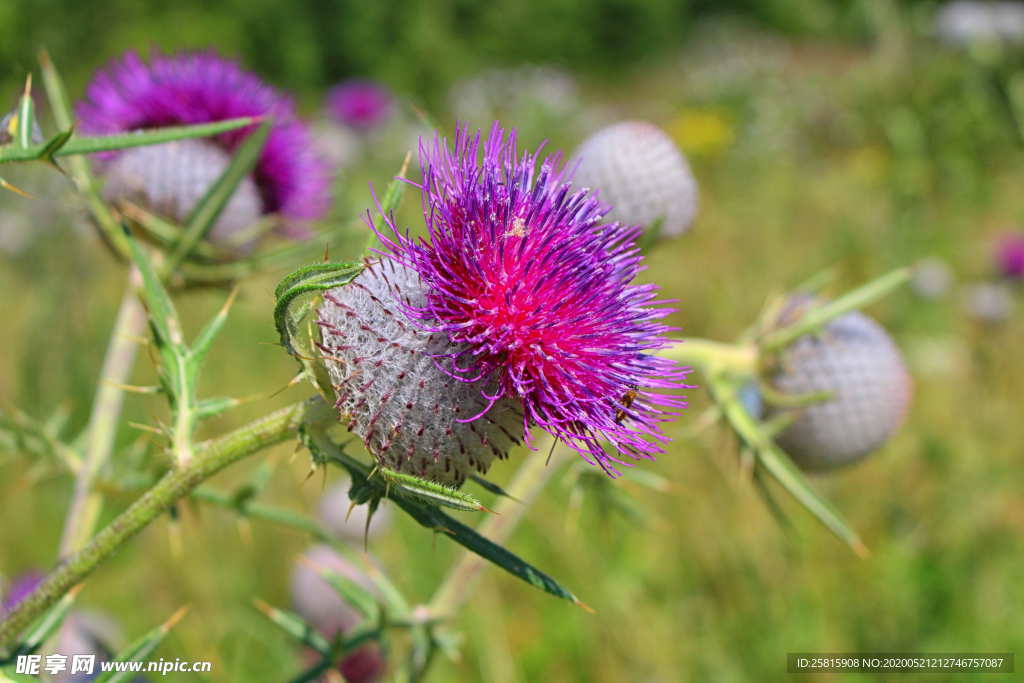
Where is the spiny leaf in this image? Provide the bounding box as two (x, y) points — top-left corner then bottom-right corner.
(92, 607), (188, 683)
(365, 154), (411, 255)
(304, 558), (380, 621)
(304, 427), (584, 606)
(713, 374), (868, 557)
(760, 267), (910, 352)
(0, 118), (261, 163)
(376, 468), (490, 513)
(252, 600), (330, 655)
(162, 118), (272, 275)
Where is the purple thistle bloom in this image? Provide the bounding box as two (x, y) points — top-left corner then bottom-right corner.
(2, 570), (44, 613)
(370, 123), (691, 476)
(995, 232), (1024, 280)
(326, 80), (393, 131)
(77, 50), (330, 233)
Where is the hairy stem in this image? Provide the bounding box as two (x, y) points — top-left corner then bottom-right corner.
(59, 270), (146, 557)
(428, 436), (564, 618)
(0, 397), (330, 652)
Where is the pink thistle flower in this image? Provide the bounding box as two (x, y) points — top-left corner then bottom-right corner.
(326, 80), (393, 132)
(77, 50), (330, 238)
(344, 123), (690, 478)
(995, 232), (1024, 280)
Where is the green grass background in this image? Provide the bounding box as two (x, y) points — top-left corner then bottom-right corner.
(2, 3), (1024, 681)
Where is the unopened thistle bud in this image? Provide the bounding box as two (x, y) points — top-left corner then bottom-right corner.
(572, 121), (699, 237)
(77, 50), (330, 246)
(316, 124), (690, 484)
(290, 546), (386, 683)
(768, 298), (912, 471)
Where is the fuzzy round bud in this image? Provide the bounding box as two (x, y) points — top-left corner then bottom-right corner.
(317, 258), (524, 485)
(910, 257), (954, 299)
(317, 480), (392, 542)
(572, 121), (699, 237)
(769, 299), (912, 471)
(102, 139), (263, 248)
(994, 232), (1024, 280)
(963, 281), (1014, 323)
(290, 546), (386, 683)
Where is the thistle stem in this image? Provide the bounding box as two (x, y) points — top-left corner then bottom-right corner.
(59, 270), (145, 557)
(660, 338), (758, 375)
(0, 397), (329, 653)
(427, 436), (564, 619)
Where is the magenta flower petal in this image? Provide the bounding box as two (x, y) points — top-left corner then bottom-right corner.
(995, 232), (1024, 280)
(374, 123), (692, 476)
(76, 50), (331, 230)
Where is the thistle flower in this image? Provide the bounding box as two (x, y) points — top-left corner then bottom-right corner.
(291, 546), (386, 683)
(77, 50), (330, 243)
(994, 232), (1024, 280)
(572, 121), (699, 237)
(326, 80), (393, 132)
(317, 479), (392, 542)
(318, 123), (689, 483)
(1, 570), (43, 613)
(769, 298), (912, 471)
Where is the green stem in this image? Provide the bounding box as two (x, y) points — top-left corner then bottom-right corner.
(659, 338), (758, 375)
(427, 435), (564, 619)
(0, 397), (329, 653)
(59, 270), (146, 557)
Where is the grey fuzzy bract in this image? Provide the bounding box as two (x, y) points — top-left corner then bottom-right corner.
(102, 139), (263, 248)
(318, 259), (524, 485)
(772, 302), (912, 471)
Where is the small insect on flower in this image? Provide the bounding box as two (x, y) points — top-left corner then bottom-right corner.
(77, 50), (331, 248)
(317, 123), (691, 484)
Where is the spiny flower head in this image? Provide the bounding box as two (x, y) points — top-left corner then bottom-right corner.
(995, 231), (1024, 280)
(327, 79), (393, 131)
(77, 50), (330, 234)
(369, 123), (690, 476)
(572, 121), (699, 238)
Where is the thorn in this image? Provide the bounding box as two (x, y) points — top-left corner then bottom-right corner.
(545, 437), (559, 466)
(0, 177), (32, 198)
(128, 421), (164, 435)
(477, 504), (499, 515)
(105, 382), (160, 394)
(574, 599), (596, 614)
(22, 72), (32, 99)
(398, 151), (412, 178)
(167, 516), (183, 560)
(344, 500), (357, 523)
(252, 598), (274, 616)
(237, 518), (253, 547)
(322, 242), (330, 263)
(38, 49), (52, 69)
(304, 462), (320, 482)
(288, 441), (303, 464)
(852, 537), (871, 559)
(219, 284), (241, 319)
(160, 605), (190, 633)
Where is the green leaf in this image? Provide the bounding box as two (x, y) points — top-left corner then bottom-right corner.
(273, 262), (363, 400)
(469, 474), (521, 501)
(16, 75), (35, 150)
(713, 374), (868, 557)
(304, 427), (584, 606)
(162, 119), (272, 275)
(0, 118), (261, 163)
(190, 287), (238, 361)
(760, 267), (911, 352)
(195, 396), (242, 420)
(376, 468), (489, 512)
(93, 607), (188, 683)
(310, 563), (380, 622)
(364, 154), (411, 255)
(252, 600), (330, 655)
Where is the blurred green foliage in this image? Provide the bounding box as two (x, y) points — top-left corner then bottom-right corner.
(3, 1), (1024, 681)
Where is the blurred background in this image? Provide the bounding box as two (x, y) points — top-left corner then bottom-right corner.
(2, 0), (1023, 680)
